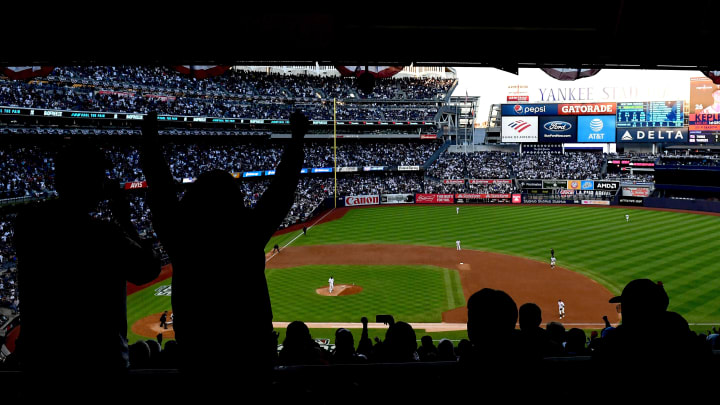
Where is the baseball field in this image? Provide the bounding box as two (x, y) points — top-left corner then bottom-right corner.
(126, 204), (720, 345)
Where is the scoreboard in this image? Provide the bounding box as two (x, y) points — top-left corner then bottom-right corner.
(688, 133), (720, 144)
(616, 101), (684, 128)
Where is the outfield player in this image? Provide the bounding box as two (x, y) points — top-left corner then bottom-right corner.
(551, 256), (556, 269)
(558, 299), (565, 319)
(456, 240), (461, 251)
(456, 207), (459, 215)
(625, 214), (630, 222)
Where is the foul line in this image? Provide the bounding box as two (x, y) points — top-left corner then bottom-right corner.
(266, 208), (336, 263)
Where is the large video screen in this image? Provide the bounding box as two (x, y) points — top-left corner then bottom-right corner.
(616, 101), (684, 128)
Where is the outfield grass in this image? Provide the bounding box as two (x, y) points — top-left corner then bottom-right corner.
(266, 205), (720, 323)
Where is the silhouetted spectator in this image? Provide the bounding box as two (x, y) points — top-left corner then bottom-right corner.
(593, 279), (711, 376)
(518, 302), (561, 359)
(545, 321), (566, 351)
(140, 111), (307, 397)
(565, 328), (588, 356)
(417, 335), (438, 362)
(129, 340), (151, 369)
(437, 338), (456, 361)
(465, 288), (521, 364)
(331, 328), (366, 364)
(278, 321), (328, 366)
(14, 141), (160, 399)
(377, 321), (418, 363)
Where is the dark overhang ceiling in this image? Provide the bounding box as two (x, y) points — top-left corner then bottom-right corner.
(2, 2), (713, 70)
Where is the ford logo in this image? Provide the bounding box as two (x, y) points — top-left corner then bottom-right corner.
(543, 121), (572, 131)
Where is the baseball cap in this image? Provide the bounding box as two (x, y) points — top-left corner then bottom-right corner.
(609, 279), (669, 310)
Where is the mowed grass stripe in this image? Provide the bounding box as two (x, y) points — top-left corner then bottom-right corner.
(266, 264), (465, 323)
(270, 205), (720, 323)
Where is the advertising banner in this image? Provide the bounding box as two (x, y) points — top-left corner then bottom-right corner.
(581, 200), (611, 205)
(558, 102), (616, 115)
(567, 180), (582, 190)
(443, 179), (465, 185)
(363, 166), (385, 172)
(523, 197), (579, 204)
(501, 103), (558, 116)
(311, 168), (333, 173)
(519, 179), (543, 189)
(502, 116), (539, 142)
(243, 171), (263, 178)
(381, 194), (415, 204)
(577, 115), (616, 142)
(619, 196), (645, 206)
(398, 166), (420, 171)
(124, 181), (147, 190)
(345, 195), (380, 206)
(415, 194), (454, 204)
(337, 167), (359, 172)
(581, 180), (594, 190)
(622, 187), (652, 197)
(265, 170), (276, 176)
(420, 134), (437, 139)
(512, 194), (522, 204)
(543, 180), (566, 189)
(538, 116), (577, 143)
(594, 181), (620, 191)
(455, 194), (512, 199)
(468, 179), (513, 184)
(616, 127), (688, 143)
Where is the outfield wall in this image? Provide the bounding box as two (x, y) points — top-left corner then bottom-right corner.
(643, 197), (720, 213)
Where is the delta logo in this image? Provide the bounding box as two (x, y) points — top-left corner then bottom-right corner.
(508, 120), (532, 133)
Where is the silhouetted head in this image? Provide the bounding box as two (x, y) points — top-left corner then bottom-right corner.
(545, 321), (566, 344)
(54, 142), (111, 209)
(519, 302), (542, 331)
(437, 339), (455, 361)
(421, 335), (434, 348)
(284, 321), (312, 348)
(384, 321), (417, 362)
(467, 288), (518, 344)
(334, 328), (354, 351)
(609, 279), (669, 326)
(565, 328), (586, 354)
(180, 169), (244, 218)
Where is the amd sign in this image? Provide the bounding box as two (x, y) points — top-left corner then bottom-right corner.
(595, 181), (619, 190)
(616, 127), (688, 143)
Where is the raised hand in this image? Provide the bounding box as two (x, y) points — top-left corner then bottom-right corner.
(289, 110), (309, 142)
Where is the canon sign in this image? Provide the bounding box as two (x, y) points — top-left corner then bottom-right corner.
(345, 195), (380, 206)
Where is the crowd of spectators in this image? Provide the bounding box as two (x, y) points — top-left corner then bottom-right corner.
(510, 151), (605, 180)
(0, 67), (454, 121)
(426, 151), (512, 180)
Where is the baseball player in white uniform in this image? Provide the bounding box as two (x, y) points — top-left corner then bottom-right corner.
(456, 207), (459, 215)
(456, 240), (461, 250)
(551, 256), (556, 269)
(328, 276), (335, 293)
(558, 299), (565, 319)
(625, 214), (630, 222)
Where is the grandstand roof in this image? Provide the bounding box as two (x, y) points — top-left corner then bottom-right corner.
(3, 3), (714, 70)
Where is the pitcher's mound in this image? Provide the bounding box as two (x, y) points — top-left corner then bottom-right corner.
(316, 284), (363, 296)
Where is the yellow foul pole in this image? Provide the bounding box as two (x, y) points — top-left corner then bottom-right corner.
(334, 98), (337, 208)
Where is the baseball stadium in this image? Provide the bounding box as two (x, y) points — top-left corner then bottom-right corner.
(2, 6), (720, 400)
